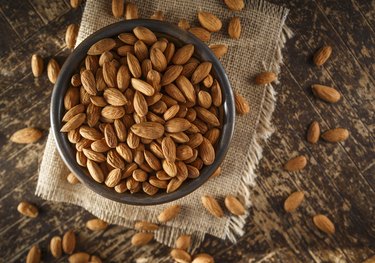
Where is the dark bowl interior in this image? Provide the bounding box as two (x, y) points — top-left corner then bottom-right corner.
(51, 20), (235, 206)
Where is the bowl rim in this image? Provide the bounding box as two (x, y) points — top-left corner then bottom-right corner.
(51, 19), (235, 206)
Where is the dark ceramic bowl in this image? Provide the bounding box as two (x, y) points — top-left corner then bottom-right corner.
(51, 20), (235, 206)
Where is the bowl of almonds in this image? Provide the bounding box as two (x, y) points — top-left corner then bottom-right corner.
(51, 19), (235, 205)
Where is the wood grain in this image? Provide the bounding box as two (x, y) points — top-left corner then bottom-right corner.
(0, 0), (374, 262)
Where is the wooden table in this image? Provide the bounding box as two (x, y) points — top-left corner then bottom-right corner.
(0, 0), (374, 262)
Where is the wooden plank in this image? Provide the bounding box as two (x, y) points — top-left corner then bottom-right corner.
(354, 0), (375, 30)
(27, 0), (70, 23)
(0, 13), (21, 57)
(0, 0), (45, 40)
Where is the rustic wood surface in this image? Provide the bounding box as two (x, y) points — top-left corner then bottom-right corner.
(0, 0), (374, 262)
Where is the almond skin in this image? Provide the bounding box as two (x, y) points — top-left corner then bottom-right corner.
(47, 58), (60, 84)
(112, 0), (124, 18)
(17, 201), (38, 218)
(131, 122), (165, 139)
(178, 19), (191, 30)
(134, 221), (159, 231)
(68, 252), (90, 263)
(50, 236), (62, 259)
(191, 62), (212, 85)
(65, 24), (79, 49)
(125, 2), (138, 20)
(175, 235), (191, 250)
(284, 155), (307, 172)
(198, 138), (215, 165)
(62, 230), (76, 255)
(10, 127), (42, 144)
(234, 92), (250, 115)
(228, 17), (241, 39)
(224, 195), (245, 215)
(86, 218), (108, 231)
(31, 54), (43, 77)
(311, 84), (341, 103)
(189, 27), (211, 42)
(209, 44), (228, 59)
(157, 204), (181, 222)
(172, 44), (195, 65)
(313, 214), (335, 235)
(224, 0), (245, 10)
(26, 245), (41, 263)
(284, 191), (305, 212)
(321, 128), (349, 143)
(88, 38), (116, 55)
(198, 11), (222, 32)
(131, 232), (154, 246)
(192, 253), (215, 263)
(201, 195), (224, 218)
(313, 45), (332, 66)
(171, 249), (192, 263)
(133, 26), (157, 45)
(307, 121), (320, 144)
(255, 71), (277, 85)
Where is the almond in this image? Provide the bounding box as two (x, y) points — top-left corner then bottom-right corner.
(61, 113), (86, 132)
(199, 138), (215, 165)
(149, 176), (168, 188)
(172, 44), (195, 65)
(178, 19), (191, 30)
(134, 221), (159, 231)
(112, 0), (124, 18)
(209, 44), (228, 59)
(157, 204), (181, 222)
(224, 195), (245, 216)
(125, 2), (138, 20)
(101, 106), (125, 119)
(176, 145), (194, 161)
(50, 236), (62, 259)
(62, 230), (76, 255)
(71, 73), (81, 86)
(160, 136), (176, 162)
(211, 166), (222, 178)
(211, 80), (222, 107)
(192, 254), (214, 263)
(85, 55), (99, 72)
(63, 104), (85, 122)
(162, 160), (178, 177)
(103, 61), (117, 88)
(224, 0), (245, 10)
(80, 69), (96, 95)
(47, 58), (60, 84)
(103, 88), (127, 107)
(66, 24), (78, 49)
(68, 252), (90, 263)
(321, 128), (349, 143)
(171, 249), (192, 263)
(117, 44), (134, 56)
(131, 232), (153, 246)
(150, 48), (167, 72)
(161, 65), (183, 86)
(118, 33), (137, 45)
(307, 121), (320, 144)
(234, 92), (250, 115)
(80, 126), (102, 141)
(68, 129), (81, 143)
(165, 84), (186, 103)
(143, 181), (159, 195)
(284, 191), (305, 212)
(133, 26), (157, 45)
(134, 40), (148, 61)
(175, 75), (196, 103)
(175, 235), (191, 250)
(228, 17), (241, 39)
(87, 103), (100, 127)
(131, 122), (165, 139)
(313, 45), (332, 66)
(255, 71), (277, 85)
(127, 130), (140, 149)
(26, 245), (41, 263)
(107, 149), (125, 169)
(284, 155), (307, 172)
(86, 218), (108, 231)
(150, 10), (164, 20)
(87, 159), (105, 183)
(186, 133), (203, 148)
(88, 38), (116, 55)
(99, 51), (113, 66)
(197, 11), (222, 32)
(163, 105), (180, 121)
(198, 91), (212, 109)
(31, 54), (43, 77)
(189, 27), (211, 42)
(313, 214), (335, 235)
(76, 151), (87, 166)
(203, 74), (213, 88)
(131, 78), (155, 96)
(165, 118), (191, 133)
(114, 118), (127, 141)
(10, 127), (42, 144)
(116, 143), (133, 162)
(191, 62), (212, 85)
(95, 68), (107, 91)
(201, 195), (223, 218)
(169, 132), (190, 143)
(311, 84), (341, 103)
(165, 178), (182, 193)
(17, 201), (38, 218)
(70, 0), (80, 8)
(105, 168), (122, 187)
(195, 107), (220, 126)
(104, 123), (118, 148)
(117, 65), (131, 91)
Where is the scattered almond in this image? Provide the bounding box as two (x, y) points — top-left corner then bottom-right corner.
(201, 195), (224, 218)
(112, 0), (124, 18)
(70, 0), (80, 8)
(86, 218), (108, 231)
(50, 236), (62, 259)
(313, 214), (335, 235)
(192, 253), (215, 263)
(175, 235), (191, 251)
(224, 0), (245, 10)
(170, 249), (192, 263)
(66, 24), (79, 49)
(47, 58), (60, 84)
(284, 191), (305, 212)
(17, 201), (38, 218)
(125, 2), (138, 20)
(224, 195), (245, 215)
(68, 252), (90, 263)
(10, 127), (42, 144)
(26, 245), (41, 263)
(321, 128), (349, 143)
(311, 84), (341, 103)
(284, 155), (307, 172)
(134, 221), (159, 231)
(307, 121), (320, 144)
(189, 27), (211, 42)
(31, 54), (43, 77)
(313, 45), (332, 66)
(254, 71), (277, 85)
(178, 19), (191, 30)
(198, 11), (222, 32)
(228, 17), (241, 39)
(131, 232), (154, 246)
(234, 92), (250, 115)
(150, 10), (164, 21)
(67, 172), (80, 185)
(158, 204), (181, 222)
(209, 44), (228, 59)
(62, 230), (76, 254)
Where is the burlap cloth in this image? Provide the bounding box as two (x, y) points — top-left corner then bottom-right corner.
(36, 0), (290, 251)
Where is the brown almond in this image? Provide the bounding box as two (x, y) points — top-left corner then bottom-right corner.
(162, 136), (177, 162)
(125, 2), (138, 20)
(95, 68), (107, 91)
(103, 61), (117, 88)
(131, 78), (155, 96)
(165, 118), (191, 133)
(76, 151), (87, 167)
(104, 123), (118, 148)
(168, 132), (190, 143)
(284, 155), (307, 172)
(150, 48), (167, 72)
(101, 105), (125, 120)
(10, 127), (42, 144)
(127, 130), (140, 149)
(189, 27), (211, 42)
(85, 55), (99, 72)
(66, 24), (78, 49)
(105, 168), (122, 187)
(228, 17), (241, 39)
(88, 38), (116, 55)
(165, 178), (182, 193)
(158, 204), (181, 222)
(192, 253), (215, 263)
(203, 74), (213, 88)
(99, 51), (113, 67)
(186, 133), (203, 149)
(175, 75), (196, 103)
(131, 122), (164, 139)
(321, 128), (349, 143)
(255, 71), (277, 85)
(68, 252), (90, 263)
(117, 44), (134, 56)
(67, 173), (80, 185)
(307, 121), (320, 144)
(112, 0), (124, 18)
(17, 201), (38, 218)
(205, 128), (220, 145)
(26, 245), (41, 263)
(143, 181), (159, 195)
(175, 235), (191, 250)
(209, 44), (228, 59)
(191, 62), (212, 85)
(70, 0), (80, 8)
(91, 138), (110, 153)
(133, 91), (148, 117)
(163, 105), (180, 121)
(62, 230), (76, 255)
(211, 166), (222, 178)
(133, 40), (148, 62)
(198, 91), (212, 109)
(133, 26), (157, 45)
(131, 232), (153, 246)
(68, 129), (81, 143)
(198, 11), (222, 32)
(161, 65), (183, 86)
(71, 73), (81, 86)
(107, 149), (125, 169)
(313, 45), (332, 66)
(87, 159), (105, 183)
(81, 69), (97, 95)
(134, 221), (159, 231)
(201, 195), (224, 218)
(116, 143), (133, 162)
(118, 33), (137, 45)
(144, 150), (161, 170)
(311, 84), (341, 103)
(164, 42), (175, 64)
(225, 195), (245, 216)
(150, 10), (164, 20)
(195, 107), (220, 126)
(149, 176), (168, 188)
(114, 119), (127, 142)
(234, 92), (250, 115)
(224, 0), (245, 10)
(313, 214), (335, 235)
(50, 236), (62, 259)
(79, 126), (103, 140)
(211, 80), (222, 106)
(171, 249), (191, 263)
(63, 104), (85, 122)
(198, 138), (215, 165)
(31, 54), (43, 77)
(103, 88), (128, 107)
(162, 160), (178, 177)
(172, 44), (195, 65)
(47, 58), (60, 84)
(86, 218), (108, 231)
(90, 255), (102, 263)
(176, 145), (194, 161)
(165, 84), (186, 103)
(87, 103), (100, 127)
(117, 65), (131, 92)
(61, 113), (86, 132)
(178, 19), (191, 30)
(284, 191), (305, 212)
